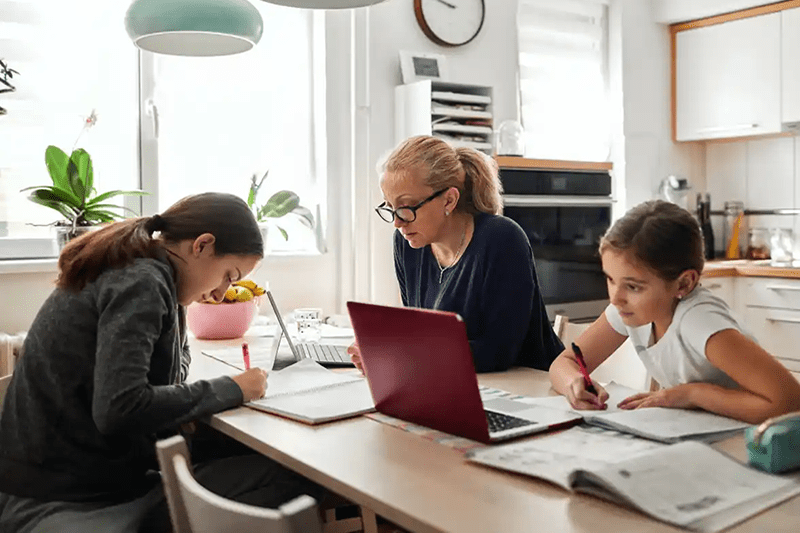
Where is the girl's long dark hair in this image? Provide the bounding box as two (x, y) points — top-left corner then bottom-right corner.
(57, 192), (263, 291)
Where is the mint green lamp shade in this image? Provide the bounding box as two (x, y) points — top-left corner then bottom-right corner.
(125, 0), (264, 56)
(261, 1), (387, 7)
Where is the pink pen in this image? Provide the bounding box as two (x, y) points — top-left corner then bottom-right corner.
(242, 342), (250, 370)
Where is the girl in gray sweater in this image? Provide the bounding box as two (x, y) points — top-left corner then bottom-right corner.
(0, 193), (320, 533)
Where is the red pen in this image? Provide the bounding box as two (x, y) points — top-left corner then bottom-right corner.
(242, 342), (250, 370)
(571, 342), (597, 395)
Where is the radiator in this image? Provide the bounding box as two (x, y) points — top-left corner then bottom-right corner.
(0, 332), (25, 376)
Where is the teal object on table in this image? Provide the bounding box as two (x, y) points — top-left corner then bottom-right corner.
(746, 412), (800, 474)
(125, 0), (264, 57)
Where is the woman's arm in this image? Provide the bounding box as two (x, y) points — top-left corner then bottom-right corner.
(619, 329), (800, 424)
(549, 313), (627, 409)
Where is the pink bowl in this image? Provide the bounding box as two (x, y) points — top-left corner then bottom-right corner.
(186, 298), (259, 340)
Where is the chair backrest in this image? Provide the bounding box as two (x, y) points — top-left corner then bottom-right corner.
(0, 374), (12, 413)
(155, 435), (322, 533)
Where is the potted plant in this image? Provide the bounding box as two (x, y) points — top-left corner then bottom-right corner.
(23, 145), (145, 250)
(247, 170), (314, 244)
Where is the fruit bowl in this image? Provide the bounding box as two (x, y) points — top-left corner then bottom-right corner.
(186, 298), (260, 340)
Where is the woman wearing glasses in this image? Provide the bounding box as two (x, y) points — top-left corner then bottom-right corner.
(349, 135), (563, 373)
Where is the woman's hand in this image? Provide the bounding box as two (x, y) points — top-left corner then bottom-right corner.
(566, 376), (609, 411)
(347, 342), (364, 375)
(232, 368), (268, 402)
(618, 385), (694, 410)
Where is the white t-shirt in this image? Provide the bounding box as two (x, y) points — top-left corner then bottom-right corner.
(604, 286), (750, 389)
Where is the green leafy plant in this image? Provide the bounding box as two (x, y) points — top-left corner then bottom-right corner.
(247, 171), (314, 241)
(23, 145), (145, 236)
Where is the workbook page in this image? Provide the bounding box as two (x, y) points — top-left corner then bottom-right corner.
(467, 425), (666, 490)
(579, 441), (800, 532)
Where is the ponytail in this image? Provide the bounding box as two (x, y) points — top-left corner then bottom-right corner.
(384, 135), (503, 215)
(455, 148), (503, 215)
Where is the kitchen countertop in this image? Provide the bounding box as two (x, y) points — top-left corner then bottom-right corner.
(702, 259), (800, 279)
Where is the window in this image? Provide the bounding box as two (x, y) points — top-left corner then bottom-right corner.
(139, 3), (327, 255)
(0, 0), (138, 259)
(517, 0), (610, 161)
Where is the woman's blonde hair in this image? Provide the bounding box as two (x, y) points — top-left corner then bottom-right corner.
(381, 135), (503, 215)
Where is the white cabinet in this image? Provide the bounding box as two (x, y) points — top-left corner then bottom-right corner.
(701, 276), (737, 315)
(781, 7), (800, 126)
(675, 13), (781, 141)
(738, 277), (800, 382)
(395, 80), (493, 154)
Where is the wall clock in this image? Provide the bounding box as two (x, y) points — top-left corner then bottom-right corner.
(414, 0), (486, 48)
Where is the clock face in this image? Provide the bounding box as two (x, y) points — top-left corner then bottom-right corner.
(415, 0), (486, 48)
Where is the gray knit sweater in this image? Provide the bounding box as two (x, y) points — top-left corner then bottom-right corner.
(0, 257), (242, 502)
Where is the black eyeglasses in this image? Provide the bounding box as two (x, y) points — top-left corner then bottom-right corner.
(375, 188), (448, 223)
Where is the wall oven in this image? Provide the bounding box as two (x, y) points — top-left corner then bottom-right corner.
(499, 165), (613, 322)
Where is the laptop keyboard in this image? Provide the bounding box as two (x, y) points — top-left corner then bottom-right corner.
(485, 409), (536, 434)
(297, 343), (350, 364)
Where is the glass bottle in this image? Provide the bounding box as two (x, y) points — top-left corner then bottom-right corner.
(723, 201), (746, 260)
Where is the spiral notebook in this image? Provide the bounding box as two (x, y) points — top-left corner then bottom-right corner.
(246, 358), (375, 425)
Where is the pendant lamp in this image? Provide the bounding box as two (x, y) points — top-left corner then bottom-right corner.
(125, 0), (264, 57)
(260, 1), (387, 8)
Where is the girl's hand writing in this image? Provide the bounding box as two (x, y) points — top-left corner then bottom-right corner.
(617, 385), (694, 410)
(347, 342), (364, 375)
(566, 376), (609, 411)
(232, 368), (268, 402)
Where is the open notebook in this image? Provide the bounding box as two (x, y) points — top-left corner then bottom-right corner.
(467, 426), (800, 533)
(246, 359), (375, 424)
(521, 382), (749, 443)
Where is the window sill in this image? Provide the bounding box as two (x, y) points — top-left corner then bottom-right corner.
(0, 258), (59, 275)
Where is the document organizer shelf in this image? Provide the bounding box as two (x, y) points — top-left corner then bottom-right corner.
(396, 80), (494, 155)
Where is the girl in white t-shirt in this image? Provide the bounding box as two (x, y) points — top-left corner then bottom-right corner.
(549, 199), (800, 424)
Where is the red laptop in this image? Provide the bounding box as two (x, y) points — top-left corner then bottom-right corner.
(346, 301), (580, 444)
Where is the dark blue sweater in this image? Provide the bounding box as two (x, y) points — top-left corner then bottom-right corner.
(394, 213), (563, 372)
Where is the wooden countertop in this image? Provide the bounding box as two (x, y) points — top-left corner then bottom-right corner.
(494, 156), (612, 171)
(702, 260), (800, 279)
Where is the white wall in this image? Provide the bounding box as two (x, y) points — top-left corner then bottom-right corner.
(651, 0), (779, 24)
(706, 138), (800, 257)
(617, 0), (704, 216)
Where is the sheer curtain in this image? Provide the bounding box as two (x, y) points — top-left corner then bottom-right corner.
(0, 0), (138, 257)
(141, 2), (327, 254)
(517, 0), (610, 161)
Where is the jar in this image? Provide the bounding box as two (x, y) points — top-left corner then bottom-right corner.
(746, 228), (771, 260)
(723, 201), (746, 260)
(495, 120), (525, 157)
(769, 228), (795, 266)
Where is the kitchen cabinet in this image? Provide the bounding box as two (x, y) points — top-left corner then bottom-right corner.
(674, 12), (781, 141)
(782, 7), (800, 126)
(738, 277), (800, 382)
(700, 276), (737, 313)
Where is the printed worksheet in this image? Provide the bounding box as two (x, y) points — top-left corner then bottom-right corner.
(467, 425), (666, 489)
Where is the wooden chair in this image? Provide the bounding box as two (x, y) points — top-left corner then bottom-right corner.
(0, 374), (11, 412)
(155, 435), (323, 533)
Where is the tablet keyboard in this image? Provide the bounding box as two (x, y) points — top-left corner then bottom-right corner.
(485, 410), (537, 433)
(297, 343), (351, 364)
